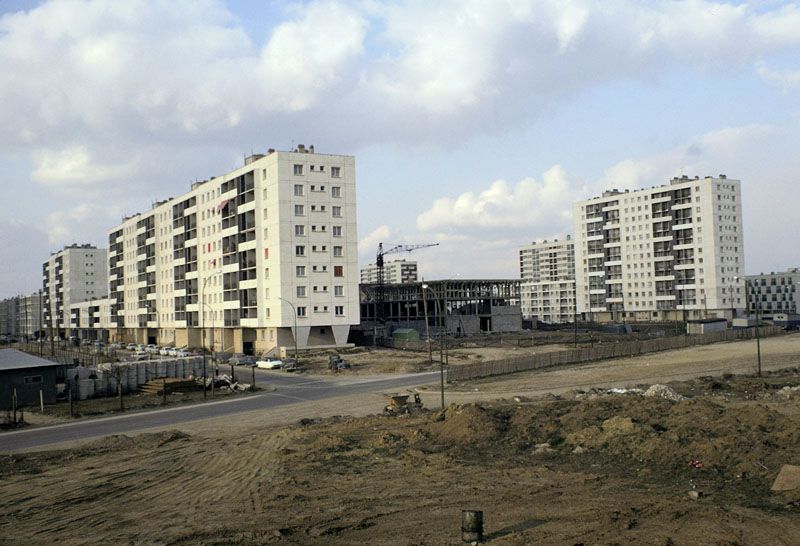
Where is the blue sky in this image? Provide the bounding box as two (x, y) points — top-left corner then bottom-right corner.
(1, 0), (800, 297)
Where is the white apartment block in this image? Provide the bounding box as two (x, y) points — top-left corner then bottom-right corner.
(519, 237), (576, 323)
(360, 260), (418, 284)
(107, 145), (359, 355)
(42, 244), (108, 338)
(18, 292), (44, 339)
(746, 268), (800, 318)
(573, 175), (745, 322)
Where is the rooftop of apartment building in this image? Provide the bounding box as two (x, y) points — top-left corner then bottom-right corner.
(49, 243), (99, 255)
(583, 174), (733, 202)
(118, 143), (347, 223)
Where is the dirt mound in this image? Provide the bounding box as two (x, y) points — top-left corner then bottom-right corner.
(427, 404), (505, 446)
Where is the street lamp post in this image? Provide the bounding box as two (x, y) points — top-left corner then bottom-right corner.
(278, 297), (299, 361)
(201, 276), (212, 399)
(421, 283), (433, 366)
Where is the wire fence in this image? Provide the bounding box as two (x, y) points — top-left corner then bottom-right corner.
(14, 342), (117, 367)
(446, 326), (785, 382)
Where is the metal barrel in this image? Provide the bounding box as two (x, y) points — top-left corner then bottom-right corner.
(461, 510), (484, 543)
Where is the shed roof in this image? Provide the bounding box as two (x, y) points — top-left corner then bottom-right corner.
(0, 349), (61, 371)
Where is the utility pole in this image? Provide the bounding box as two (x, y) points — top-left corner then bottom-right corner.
(755, 304), (762, 377)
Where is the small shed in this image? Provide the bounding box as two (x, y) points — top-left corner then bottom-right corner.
(0, 349), (61, 410)
(392, 328), (420, 342)
(686, 318), (728, 335)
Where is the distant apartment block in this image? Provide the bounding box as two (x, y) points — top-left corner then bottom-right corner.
(42, 244), (108, 338)
(0, 293), (43, 340)
(0, 297), (20, 338)
(360, 260), (418, 284)
(519, 236), (575, 323)
(746, 268), (800, 318)
(573, 175), (745, 322)
(106, 145), (359, 354)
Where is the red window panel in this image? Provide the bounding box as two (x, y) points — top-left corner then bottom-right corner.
(334, 266), (343, 277)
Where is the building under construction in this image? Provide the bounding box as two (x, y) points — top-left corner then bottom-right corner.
(358, 279), (522, 339)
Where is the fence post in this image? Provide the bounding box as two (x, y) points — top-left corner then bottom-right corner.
(39, 389), (44, 413)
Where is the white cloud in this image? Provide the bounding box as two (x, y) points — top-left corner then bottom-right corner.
(31, 146), (136, 185)
(602, 124), (774, 189)
(416, 165), (577, 233)
(756, 62), (800, 93)
(44, 203), (119, 245)
(358, 224), (392, 258)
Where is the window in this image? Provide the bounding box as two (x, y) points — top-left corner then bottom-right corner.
(331, 186), (341, 198)
(297, 306), (307, 317)
(24, 375), (43, 384)
(297, 286), (306, 297)
(334, 285), (344, 296)
(294, 164), (303, 175)
(294, 204), (305, 216)
(295, 245), (305, 257)
(331, 166), (341, 177)
(296, 266), (306, 277)
(335, 305), (344, 316)
(334, 265), (343, 277)
(332, 206), (342, 217)
(333, 246), (343, 257)
(294, 184), (304, 196)
(294, 225), (305, 236)
(332, 226), (342, 237)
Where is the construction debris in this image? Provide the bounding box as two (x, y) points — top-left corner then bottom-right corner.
(644, 384), (686, 401)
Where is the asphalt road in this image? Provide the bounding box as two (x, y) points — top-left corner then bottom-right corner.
(0, 370), (441, 453)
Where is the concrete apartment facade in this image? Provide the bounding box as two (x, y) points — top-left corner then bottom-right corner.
(107, 145), (359, 355)
(745, 268), (800, 318)
(0, 293), (43, 340)
(0, 297), (20, 338)
(18, 292), (43, 339)
(519, 236), (576, 323)
(360, 260), (418, 284)
(573, 175), (745, 322)
(42, 244), (108, 339)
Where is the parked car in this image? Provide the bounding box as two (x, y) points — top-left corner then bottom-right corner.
(176, 349), (191, 358)
(229, 354), (256, 366)
(256, 358), (282, 369)
(126, 343), (137, 351)
(159, 347), (172, 356)
(282, 358), (299, 372)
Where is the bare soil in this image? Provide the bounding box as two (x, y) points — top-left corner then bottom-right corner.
(1, 368), (799, 544)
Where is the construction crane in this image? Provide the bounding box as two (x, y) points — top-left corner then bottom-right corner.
(376, 242), (439, 325)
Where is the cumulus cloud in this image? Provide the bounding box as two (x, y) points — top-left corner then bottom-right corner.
(602, 124), (774, 189)
(416, 165), (578, 233)
(31, 145), (136, 184)
(756, 62), (800, 93)
(358, 224), (392, 258)
(44, 203), (120, 246)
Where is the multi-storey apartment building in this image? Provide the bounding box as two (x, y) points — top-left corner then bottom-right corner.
(18, 292), (43, 339)
(746, 268), (800, 318)
(519, 237), (576, 323)
(360, 260), (418, 284)
(0, 297), (20, 338)
(573, 175), (745, 322)
(0, 293), (43, 340)
(107, 145), (359, 355)
(42, 244), (108, 338)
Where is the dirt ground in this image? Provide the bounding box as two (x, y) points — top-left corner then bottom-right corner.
(2, 366), (799, 544)
(296, 342), (568, 375)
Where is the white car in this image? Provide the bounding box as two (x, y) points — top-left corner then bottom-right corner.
(168, 348), (179, 356)
(176, 349), (191, 358)
(256, 358), (282, 370)
(159, 347), (172, 356)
